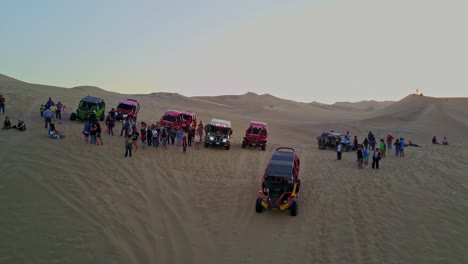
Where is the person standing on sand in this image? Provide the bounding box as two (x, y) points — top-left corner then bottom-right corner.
(146, 125), (153, 147)
(353, 136), (359, 150)
(40, 105), (45, 117)
(368, 131), (376, 150)
(176, 128), (183, 146)
(399, 137), (405, 157)
(182, 134), (188, 153)
(56, 101), (63, 119)
(356, 145), (364, 169)
(372, 148), (382, 169)
(379, 139), (386, 158)
(43, 107), (53, 128)
(131, 127), (139, 151)
(89, 122), (97, 145)
(45, 97), (54, 109)
(336, 142), (342, 160)
(105, 113), (115, 135)
(386, 133), (394, 150)
(0, 95), (5, 114)
(152, 126), (159, 147)
(363, 147), (370, 168)
(95, 122), (103, 146)
(124, 135), (132, 157)
(194, 127), (202, 150)
(363, 137), (369, 150)
(141, 130), (147, 149)
(161, 127), (168, 150)
(62, 105), (68, 119)
(394, 138), (400, 157)
(83, 121), (91, 143)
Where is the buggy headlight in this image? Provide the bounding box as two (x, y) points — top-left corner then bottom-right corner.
(209, 136), (214, 140)
(222, 139), (227, 142)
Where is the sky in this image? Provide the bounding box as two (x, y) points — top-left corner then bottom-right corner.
(1, 0), (467, 104)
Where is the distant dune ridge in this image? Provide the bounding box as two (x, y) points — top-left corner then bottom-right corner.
(1, 73), (467, 264)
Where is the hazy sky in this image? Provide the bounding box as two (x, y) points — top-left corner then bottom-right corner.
(1, 0), (467, 103)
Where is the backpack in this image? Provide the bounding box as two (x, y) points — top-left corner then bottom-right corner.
(373, 151), (380, 159)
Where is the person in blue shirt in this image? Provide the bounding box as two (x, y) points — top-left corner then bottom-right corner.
(176, 128), (184, 146)
(45, 97), (54, 109)
(83, 121), (91, 143)
(43, 107), (53, 128)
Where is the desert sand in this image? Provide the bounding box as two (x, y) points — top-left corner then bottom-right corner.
(1, 74), (467, 264)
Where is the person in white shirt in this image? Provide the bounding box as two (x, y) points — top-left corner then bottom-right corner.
(337, 142), (343, 160)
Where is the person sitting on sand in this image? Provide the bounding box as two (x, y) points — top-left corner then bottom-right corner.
(432, 136), (439, 144)
(3, 116), (11, 130)
(11, 118), (26, 131)
(442, 137), (449, 145)
(48, 123), (65, 139)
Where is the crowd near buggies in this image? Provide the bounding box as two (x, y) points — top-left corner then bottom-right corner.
(256, 147), (301, 216)
(60, 96), (307, 216)
(242, 121), (268, 151)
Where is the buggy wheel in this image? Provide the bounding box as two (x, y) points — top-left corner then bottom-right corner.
(70, 113), (77, 121)
(318, 141), (326, 149)
(290, 201), (298, 216)
(255, 198), (263, 213)
(204, 142), (208, 148)
(242, 140), (247, 148)
(225, 145), (230, 150)
(261, 143), (266, 151)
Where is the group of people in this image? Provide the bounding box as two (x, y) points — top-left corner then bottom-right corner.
(41, 97), (67, 121)
(432, 136), (449, 145)
(122, 118), (206, 157)
(335, 130), (425, 170)
(0, 95), (26, 131)
(3, 116), (26, 131)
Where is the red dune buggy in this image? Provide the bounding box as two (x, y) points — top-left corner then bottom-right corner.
(256, 147), (301, 216)
(115, 98), (140, 121)
(242, 121), (268, 151)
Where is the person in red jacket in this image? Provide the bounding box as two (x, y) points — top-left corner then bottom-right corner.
(386, 133), (394, 150)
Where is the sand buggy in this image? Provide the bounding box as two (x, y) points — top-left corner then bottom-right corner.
(115, 98), (140, 121)
(204, 119), (232, 150)
(255, 147), (301, 216)
(70, 96), (106, 122)
(242, 121), (268, 151)
(317, 131), (352, 152)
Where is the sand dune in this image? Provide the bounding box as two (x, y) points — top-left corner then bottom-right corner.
(1, 75), (467, 264)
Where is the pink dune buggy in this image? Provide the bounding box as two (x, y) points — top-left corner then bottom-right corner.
(256, 147), (301, 216)
(242, 121), (268, 151)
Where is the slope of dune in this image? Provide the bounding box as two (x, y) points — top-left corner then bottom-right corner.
(1, 75), (468, 264)
(332, 100), (394, 111)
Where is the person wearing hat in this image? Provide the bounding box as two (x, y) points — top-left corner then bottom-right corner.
(386, 133), (394, 150)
